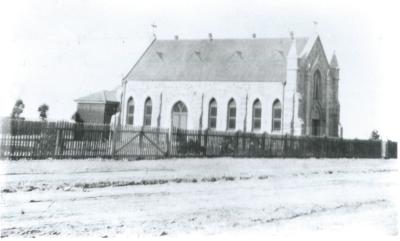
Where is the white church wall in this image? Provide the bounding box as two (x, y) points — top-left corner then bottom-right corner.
(124, 80), (285, 133)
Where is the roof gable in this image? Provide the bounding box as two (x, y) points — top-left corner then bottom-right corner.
(302, 36), (330, 68)
(125, 38), (309, 82)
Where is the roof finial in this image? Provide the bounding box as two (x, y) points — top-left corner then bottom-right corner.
(290, 31), (294, 40)
(208, 33), (213, 41)
(151, 22), (157, 39)
(313, 21), (319, 34)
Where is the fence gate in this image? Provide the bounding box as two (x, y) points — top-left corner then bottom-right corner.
(112, 126), (169, 159)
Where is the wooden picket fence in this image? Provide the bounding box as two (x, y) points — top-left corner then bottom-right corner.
(0, 118), (397, 160)
(169, 128), (390, 159)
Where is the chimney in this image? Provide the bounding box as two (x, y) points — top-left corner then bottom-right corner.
(174, 35), (179, 40)
(208, 33), (213, 41)
(252, 33), (256, 39)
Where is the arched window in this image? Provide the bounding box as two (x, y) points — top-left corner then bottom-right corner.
(313, 70), (321, 100)
(272, 99), (281, 131)
(208, 99), (217, 130)
(126, 97), (134, 125)
(143, 97), (152, 126)
(252, 99), (262, 131)
(171, 101), (188, 130)
(227, 99), (236, 130)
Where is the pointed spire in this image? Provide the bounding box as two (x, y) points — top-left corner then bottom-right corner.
(330, 51), (339, 69)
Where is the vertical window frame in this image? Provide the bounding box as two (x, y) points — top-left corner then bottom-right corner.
(126, 97), (135, 125)
(208, 98), (217, 130)
(252, 99), (262, 131)
(143, 97), (152, 127)
(227, 99), (236, 130)
(313, 70), (321, 100)
(272, 99), (282, 132)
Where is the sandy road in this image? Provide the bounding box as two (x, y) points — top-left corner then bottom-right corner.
(0, 158), (398, 237)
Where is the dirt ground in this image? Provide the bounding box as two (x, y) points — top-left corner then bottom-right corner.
(0, 158), (398, 238)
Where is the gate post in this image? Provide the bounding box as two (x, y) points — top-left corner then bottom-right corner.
(110, 124), (118, 159)
(139, 127), (144, 158)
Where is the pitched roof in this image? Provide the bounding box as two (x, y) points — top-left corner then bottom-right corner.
(125, 37), (309, 82)
(299, 34), (318, 57)
(75, 90), (119, 104)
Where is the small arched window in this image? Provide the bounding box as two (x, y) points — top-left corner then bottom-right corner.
(272, 99), (281, 131)
(143, 97), (152, 126)
(313, 70), (321, 100)
(208, 99), (217, 130)
(227, 99), (236, 130)
(126, 97), (134, 125)
(252, 99), (262, 131)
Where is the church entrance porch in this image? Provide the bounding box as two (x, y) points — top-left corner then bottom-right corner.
(171, 101), (188, 130)
(312, 119), (321, 136)
(311, 104), (322, 136)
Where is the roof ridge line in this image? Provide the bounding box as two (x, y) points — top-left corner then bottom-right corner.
(154, 37), (309, 41)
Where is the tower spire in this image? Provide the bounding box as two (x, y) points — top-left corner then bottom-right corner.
(330, 51), (339, 69)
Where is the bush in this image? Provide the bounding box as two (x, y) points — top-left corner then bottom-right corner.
(370, 129), (380, 140)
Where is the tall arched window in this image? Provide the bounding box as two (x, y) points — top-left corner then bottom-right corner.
(252, 99), (262, 131)
(227, 99), (236, 130)
(208, 99), (217, 130)
(313, 70), (321, 100)
(126, 97), (134, 125)
(143, 97), (152, 126)
(272, 99), (281, 131)
(171, 101), (188, 130)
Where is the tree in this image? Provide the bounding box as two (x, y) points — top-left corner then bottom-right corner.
(370, 129), (380, 140)
(10, 99), (25, 119)
(38, 104), (49, 121)
(71, 111), (84, 123)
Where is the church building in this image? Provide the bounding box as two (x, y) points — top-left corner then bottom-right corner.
(118, 32), (340, 136)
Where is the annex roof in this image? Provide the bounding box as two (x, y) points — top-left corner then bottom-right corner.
(75, 90), (119, 104)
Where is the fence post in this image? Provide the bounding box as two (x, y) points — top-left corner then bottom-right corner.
(323, 136), (328, 158)
(156, 127), (160, 145)
(203, 129), (208, 157)
(55, 128), (60, 157)
(282, 134), (287, 158)
(234, 131), (240, 157)
(10, 119), (15, 159)
(166, 131), (171, 157)
(60, 124), (65, 157)
(381, 140), (387, 159)
(262, 132), (267, 153)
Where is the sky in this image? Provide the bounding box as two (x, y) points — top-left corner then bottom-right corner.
(0, 0), (399, 141)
